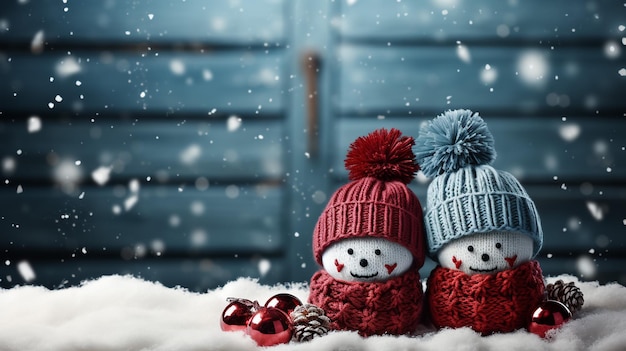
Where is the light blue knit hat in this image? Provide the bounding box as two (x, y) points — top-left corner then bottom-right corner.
(415, 109), (543, 258)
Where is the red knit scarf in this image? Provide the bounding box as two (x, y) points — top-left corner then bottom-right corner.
(309, 269), (423, 336)
(426, 260), (545, 334)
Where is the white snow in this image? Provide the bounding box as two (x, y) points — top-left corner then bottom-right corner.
(0, 275), (624, 351)
(2, 157), (16, 173)
(16, 260), (36, 282)
(517, 50), (549, 86)
(559, 123), (581, 142)
(91, 166), (112, 186)
(27, 116), (42, 133)
(456, 43), (471, 63)
(480, 64), (497, 85)
(123, 194), (138, 211)
(55, 56), (82, 78)
(30, 30), (44, 54)
(604, 41), (620, 59)
(54, 159), (83, 191)
(170, 59), (186, 75)
(203, 69), (214, 81)
(180, 144), (202, 165)
(586, 201), (606, 221)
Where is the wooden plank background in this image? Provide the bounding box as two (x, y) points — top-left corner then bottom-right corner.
(0, 0), (292, 290)
(1, 0), (624, 290)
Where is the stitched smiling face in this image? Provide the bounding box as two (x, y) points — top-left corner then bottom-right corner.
(437, 231), (534, 275)
(321, 237), (413, 282)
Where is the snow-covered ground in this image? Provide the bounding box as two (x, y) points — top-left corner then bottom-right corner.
(0, 274), (624, 351)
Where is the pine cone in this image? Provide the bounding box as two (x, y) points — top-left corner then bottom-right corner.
(546, 279), (584, 313)
(290, 303), (331, 342)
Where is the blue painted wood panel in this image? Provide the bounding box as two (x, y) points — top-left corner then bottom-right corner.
(337, 0), (624, 42)
(0, 0), (297, 291)
(0, 185), (284, 254)
(0, 258), (286, 291)
(336, 46), (625, 114)
(0, 119), (284, 181)
(0, 0), (285, 45)
(1, 51), (284, 115)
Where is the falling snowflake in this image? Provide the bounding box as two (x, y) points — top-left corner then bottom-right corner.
(586, 201), (605, 221)
(603, 41), (621, 59)
(55, 56), (82, 77)
(190, 229), (208, 246)
(180, 144), (202, 165)
(3, 157), (16, 173)
(225, 185), (240, 199)
(258, 258), (271, 277)
(517, 50), (549, 86)
(91, 166), (112, 186)
(151, 240), (165, 256)
(129, 179), (140, 193)
(169, 59), (186, 75)
(226, 115), (242, 132)
(576, 255), (596, 278)
(27, 116), (42, 133)
(17, 261), (36, 282)
(456, 43), (471, 63)
(124, 194), (138, 211)
(202, 69), (213, 81)
(30, 30), (44, 54)
(480, 64), (497, 85)
(559, 123), (581, 142)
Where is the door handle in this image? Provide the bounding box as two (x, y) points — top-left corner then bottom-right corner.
(301, 51), (321, 158)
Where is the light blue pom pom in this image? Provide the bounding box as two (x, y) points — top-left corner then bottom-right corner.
(415, 109), (496, 178)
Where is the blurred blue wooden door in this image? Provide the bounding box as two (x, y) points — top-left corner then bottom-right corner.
(1, 1), (625, 290)
(0, 0), (334, 290)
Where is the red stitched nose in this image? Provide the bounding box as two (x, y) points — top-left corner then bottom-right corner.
(360, 259), (368, 267)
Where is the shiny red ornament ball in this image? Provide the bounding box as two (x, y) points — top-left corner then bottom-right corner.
(220, 299), (257, 332)
(264, 293), (303, 315)
(528, 300), (572, 338)
(246, 307), (294, 346)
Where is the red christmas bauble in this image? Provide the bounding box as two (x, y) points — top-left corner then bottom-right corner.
(220, 299), (257, 332)
(528, 300), (572, 338)
(264, 293), (302, 315)
(246, 307), (294, 346)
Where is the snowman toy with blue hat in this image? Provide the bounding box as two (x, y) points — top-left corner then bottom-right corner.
(415, 109), (582, 335)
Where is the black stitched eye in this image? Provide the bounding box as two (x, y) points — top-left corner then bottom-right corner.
(495, 243), (502, 249)
(467, 245), (474, 252)
(374, 249), (381, 255)
(347, 248), (354, 255)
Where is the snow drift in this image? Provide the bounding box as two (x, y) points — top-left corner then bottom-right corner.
(0, 275), (624, 351)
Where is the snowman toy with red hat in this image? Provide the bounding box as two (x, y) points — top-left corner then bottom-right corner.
(415, 109), (583, 336)
(308, 128), (426, 337)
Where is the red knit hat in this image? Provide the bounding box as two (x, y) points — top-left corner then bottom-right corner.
(312, 128), (425, 267)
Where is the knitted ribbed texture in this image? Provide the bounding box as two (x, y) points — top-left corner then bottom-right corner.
(425, 165), (543, 257)
(426, 260), (545, 334)
(309, 268), (423, 336)
(313, 177), (425, 267)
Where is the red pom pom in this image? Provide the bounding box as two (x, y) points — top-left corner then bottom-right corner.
(345, 128), (419, 184)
